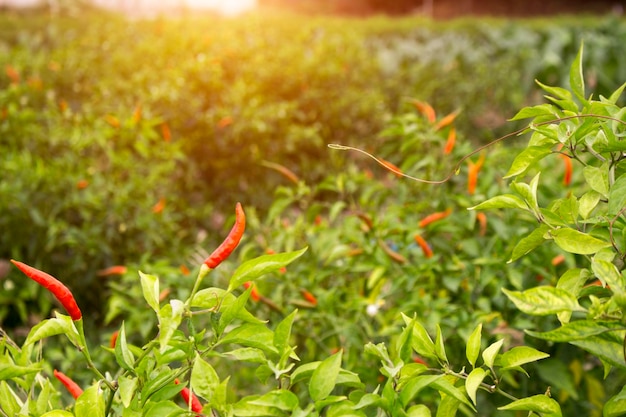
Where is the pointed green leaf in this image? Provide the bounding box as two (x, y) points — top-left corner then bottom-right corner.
(468, 194), (528, 211)
(608, 174), (626, 217)
(499, 346), (549, 371)
(117, 375), (138, 408)
(504, 147), (552, 178)
(402, 314), (436, 361)
(407, 404), (431, 417)
(42, 412), (74, 417)
(274, 309), (297, 354)
(431, 378), (475, 411)
(397, 320), (415, 364)
(503, 287), (585, 315)
(549, 228), (612, 255)
(509, 104), (556, 121)
(114, 322), (135, 372)
(157, 300), (184, 352)
(434, 325), (448, 364)
(569, 43), (585, 104)
(218, 287), (251, 335)
(228, 248), (308, 291)
(608, 81), (626, 104)
(24, 316), (76, 346)
(528, 321), (626, 342)
(75, 385), (105, 417)
(217, 323), (278, 355)
(579, 191), (602, 219)
(482, 339), (504, 369)
(498, 394), (561, 416)
(249, 390), (299, 411)
(592, 259), (624, 294)
(583, 165), (609, 197)
(605, 384), (626, 417)
(0, 364), (41, 381)
(191, 354), (220, 401)
(465, 368), (487, 406)
(309, 350), (342, 402)
(508, 224), (550, 262)
(399, 375), (444, 407)
(536, 80), (573, 101)
(139, 271), (160, 313)
(466, 323), (482, 368)
(570, 331), (626, 369)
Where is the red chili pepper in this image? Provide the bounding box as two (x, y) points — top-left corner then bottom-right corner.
(110, 331), (119, 348)
(300, 289), (318, 306)
(243, 281), (261, 302)
(54, 370), (83, 399)
(379, 158), (403, 178)
(204, 203), (246, 269)
(10, 260), (82, 321)
(161, 122), (172, 142)
(414, 234), (433, 258)
(419, 208), (452, 228)
(551, 254), (566, 266)
(175, 379), (203, 413)
(443, 127), (456, 154)
(96, 265), (127, 277)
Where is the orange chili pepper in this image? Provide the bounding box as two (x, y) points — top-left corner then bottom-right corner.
(434, 110), (460, 131)
(551, 254), (566, 266)
(180, 264), (191, 276)
(419, 208), (452, 228)
(110, 331), (119, 348)
(443, 127), (456, 154)
(5, 65), (19, 84)
(132, 103), (142, 124)
(104, 114), (120, 128)
(152, 198), (165, 214)
(11, 260), (82, 321)
(476, 212), (487, 236)
(467, 153), (486, 195)
(560, 154), (572, 186)
(54, 370), (83, 399)
(217, 116), (233, 128)
(76, 179), (89, 190)
(97, 265), (127, 277)
(161, 122), (171, 142)
(414, 234), (433, 258)
(59, 99), (68, 113)
(410, 100), (436, 123)
(204, 203), (245, 269)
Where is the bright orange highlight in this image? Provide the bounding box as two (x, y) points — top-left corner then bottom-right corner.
(132, 103), (142, 124)
(152, 198), (165, 214)
(560, 154), (572, 186)
(300, 289), (318, 306)
(161, 122), (171, 142)
(5, 65), (19, 84)
(76, 179), (89, 190)
(243, 281), (261, 301)
(551, 254), (566, 266)
(217, 116), (233, 128)
(435, 110), (460, 131)
(467, 153), (486, 195)
(476, 212), (487, 236)
(97, 265), (128, 276)
(104, 114), (120, 128)
(411, 100), (436, 123)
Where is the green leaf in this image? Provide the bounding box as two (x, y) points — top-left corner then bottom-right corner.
(118, 375), (138, 408)
(527, 320), (626, 343)
(223, 347), (267, 363)
(114, 322), (135, 373)
(503, 287), (586, 315)
(508, 224), (550, 263)
(434, 325), (448, 364)
(498, 394), (562, 416)
(509, 104), (556, 121)
(569, 43), (585, 104)
(217, 287), (251, 335)
(41, 412), (75, 417)
(465, 368), (486, 406)
(592, 259), (624, 294)
(274, 309), (297, 354)
(0, 364), (41, 381)
(158, 300), (184, 352)
(139, 271), (160, 313)
(431, 378), (475, 411)
(605, 384), (626, 417)
(191, 354), (220, 401)
(549, 228), (612, 255)
(249, 390), (299, 411)
(466, 323), (482, 368)
(482, 339), (504, 369)
(536, 80), (573, 101)
(504, 147), (552, 178)
(583, 165), (609, 198)
(217, 323), (278, 355)
(570, 331), (626, 369)
(608, 173), (626, 217)
(24, 316), (76, 346)
(468, 194), (528, 211)
(399, 375), (444, 407)
(499, 346), (549, 371)
(309, 350), (342, 402)
(402, 314), (437, 361)
(579, 191), (602, 219)
(407, 404), (432, 417)
(228, 248), (308, 291)
(75, 385), (106, 417)
(608, 81), (626, 104)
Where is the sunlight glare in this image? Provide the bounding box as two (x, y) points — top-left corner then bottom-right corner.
(185, 0), (256, 16)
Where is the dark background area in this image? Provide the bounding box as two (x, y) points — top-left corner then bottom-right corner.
(259, 0), (626, 17)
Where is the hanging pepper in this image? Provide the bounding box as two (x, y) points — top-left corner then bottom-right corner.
(54, 370), (83, 399)
(10, 260), (82, 321)
(414, 234), (434, 259)
(443, 127), (456, 154)
(175, 379), (203, 414)
(204, 203), (246, 269)
(419, 208), (452, 228)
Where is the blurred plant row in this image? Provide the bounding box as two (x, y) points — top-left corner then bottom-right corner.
(2, 9), (626, 415)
